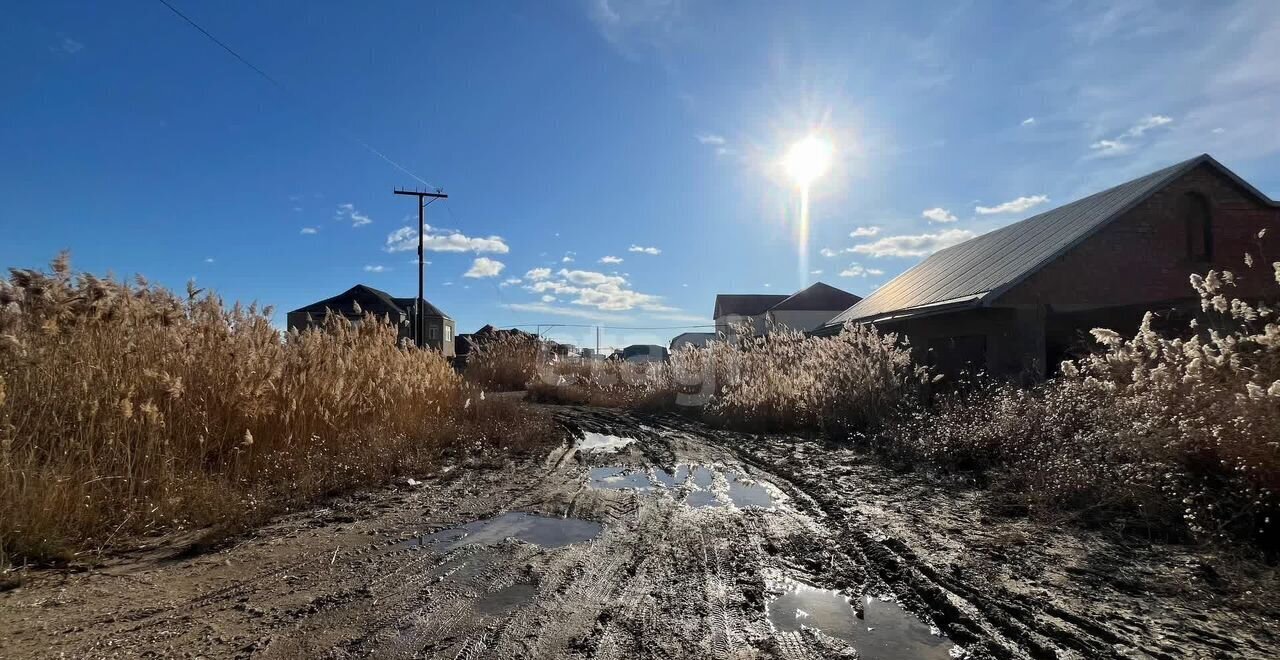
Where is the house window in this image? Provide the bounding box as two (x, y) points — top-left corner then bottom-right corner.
(428, 326), (438, 340)
(1183, 192), (1213, 262)
(445, 326), (452, 341)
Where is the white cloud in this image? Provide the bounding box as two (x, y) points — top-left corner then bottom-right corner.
(541, 294), (556, 303)
(810, 270), (823, 275)
(336, 203), (372, 227)
(628, 244), (661, 255)
(464, 257), (505, 279)
(57, 37), (84, 55)
(561, 251), (576, 263)
(850, 226), (880, 237)
(525, 267), (552, 280)
(500, 277), (522, 287)
(503, 302), (627, 321)
(975, 195), (1049, 215)
(819, 248), (839, 258)
(599, 255), (624, 264)
(1021, 117), (1036, 126)
(204, 257), (215, 264)
(385, 225), (509, 254)
(363, 265), (387, 273)
(1124, 114), (1173, 138)
(300, 226), (318, 235)
(839, 264), (885, 278)
(697, 134), (726, 145)
(851, 229), (976, 258)
(520, 267), (665, 312)
(1088, 115), (1174, 158)
(922, 207), (957, 223)
(1090, 139), (1130, 156)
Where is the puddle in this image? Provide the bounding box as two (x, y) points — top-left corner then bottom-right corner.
(588, 467), (654, 491)
(766, 578), (952, 659)
(576, 432), (638, 453)
(475, 579), (539, 615)
(402, 512), (603, 551)
(589, 464), (777, 509)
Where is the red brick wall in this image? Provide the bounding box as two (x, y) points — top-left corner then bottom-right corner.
(1000, 163), (1280, 307)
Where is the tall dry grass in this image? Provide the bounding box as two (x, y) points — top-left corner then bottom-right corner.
(0, 255), (554, 564)
(464, 333), (540, 391)
(888, 260), (1280, 549)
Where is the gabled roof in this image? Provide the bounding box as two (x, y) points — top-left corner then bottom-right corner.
(825, 154), (1274, 328)
(289, 284), (450, 319)
(713, 294), (788, 319)
(769, 282), (861, 312)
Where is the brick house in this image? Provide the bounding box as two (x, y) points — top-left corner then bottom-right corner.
(818, 154), (1278, 379)
(286, 284), (455, 356)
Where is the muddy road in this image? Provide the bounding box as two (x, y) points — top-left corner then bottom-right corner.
(2, 406), (1275, 659)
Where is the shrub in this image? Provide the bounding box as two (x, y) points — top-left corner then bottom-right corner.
(464, 333), (540, 391)
(0, 255), (556, 564)
(888, 260), (1280, 548)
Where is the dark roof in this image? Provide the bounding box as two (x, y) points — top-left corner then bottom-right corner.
(770, 282), (861, 312)
(713, 294), (788, 318)
(825, 154), (1273, 327)
(289, 284), (450, 319)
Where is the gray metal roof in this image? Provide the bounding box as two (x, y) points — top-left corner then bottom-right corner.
(770, 282), (861, 311)
(290, 284), (450, 320)
(825, 154), (1261, 327)
(713, 294), (788, 318)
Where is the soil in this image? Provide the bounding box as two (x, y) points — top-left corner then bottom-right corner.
(1, 405), (1276, 659)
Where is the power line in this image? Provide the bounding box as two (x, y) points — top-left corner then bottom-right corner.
(154, 0), (436, 188)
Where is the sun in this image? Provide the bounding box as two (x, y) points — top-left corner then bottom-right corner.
(783, 135), (834, 187)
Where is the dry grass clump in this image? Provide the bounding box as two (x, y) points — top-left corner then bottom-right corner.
(0, 255), (557, 564)
(891, 262), (1280, 549)
(695, 323), (921, 432)
(464, 334), (540, 391)
(527, 358), (675, 409)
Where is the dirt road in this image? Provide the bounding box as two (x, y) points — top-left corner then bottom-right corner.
(1, 406), (1275, 659)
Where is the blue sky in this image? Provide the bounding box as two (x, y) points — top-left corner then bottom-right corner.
(3, 1), (1279, 350)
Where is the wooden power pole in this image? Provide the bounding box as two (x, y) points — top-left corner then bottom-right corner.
(392, 188), (448, 347)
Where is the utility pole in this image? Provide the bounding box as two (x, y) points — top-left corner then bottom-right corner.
(393, 188), (448, 348)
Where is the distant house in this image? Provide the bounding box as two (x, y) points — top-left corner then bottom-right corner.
(712, 294), (788, 337)
(453, 324), (538, 365)
(766, 282), (862, 332)
(622, 344), (669, 363)
(669, 332), (715, 351)
(817, 154), (1279, 380)
(286, 284), (455, 356)
(712, 282), (860, 338)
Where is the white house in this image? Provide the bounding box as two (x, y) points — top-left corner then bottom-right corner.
(765, 282), (862, 333)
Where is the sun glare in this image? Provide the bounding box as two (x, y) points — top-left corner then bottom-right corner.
(783, 135), (834, 187)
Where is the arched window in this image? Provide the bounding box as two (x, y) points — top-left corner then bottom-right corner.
(1183, 192), (1213, 262)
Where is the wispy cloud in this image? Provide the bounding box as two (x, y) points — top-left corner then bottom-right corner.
(850, 226), (880, 237)
(975, 195), (1049, 215)
(587, 0), (684, 58)
(363, 265), (387, 273)
(628, 244), (661, 255)
(599, 255), (624, 264)
(336, 203), (372, 227)
(204, 257), (215, 264)
(386, 225), (509, 254)
(819, 248), (839, 258)
(525, 267), (552, 281)
(54, 36), (83, 55)
(503, 301), (629, 321)
(839, 264), (885, 278)
(464, 257), (505, 278)
(696, 134), (725, 146)
(561, 251), (576, 263)
(500, 277), (522, 287)
(851, 229), (976, 258)
(300, 226), (318, 235)
(1089, 115), (1174, 158)
(922, 207), (957, 223)
(1021, 117), (1036, 126)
